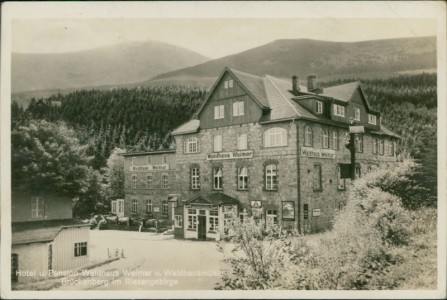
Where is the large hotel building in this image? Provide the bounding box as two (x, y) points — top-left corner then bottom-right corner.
(122, 67), (399, 240)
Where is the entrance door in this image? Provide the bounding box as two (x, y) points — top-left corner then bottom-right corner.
(198, 215), (207, 240)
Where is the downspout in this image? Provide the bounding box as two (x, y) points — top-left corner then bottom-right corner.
(293, 119), (301, 233)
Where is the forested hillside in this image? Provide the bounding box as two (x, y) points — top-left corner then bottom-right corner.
(12, 73), (437, 202)
(12, 86), (207, 169)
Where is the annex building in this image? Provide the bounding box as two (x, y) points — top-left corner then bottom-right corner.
(123, 67), (399, 240)
(11, 190), (90, 282)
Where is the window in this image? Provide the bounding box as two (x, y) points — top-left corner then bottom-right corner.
(31, 197), (44, 218)
(304, 126), (313, 147)
(337, 165), (345, 190)
(162, 200), (168, 215)
(354, 108), (361, 121)
(316, 101), (323, 114)
(214, 105), (225, 119)
(265, 164), (278, 191)
(187, 209), (197, 230)
(174, 215), (183, 228)
(356, 135), (363, 153)
(237, 133), (248, 150)
(132, 200), (138, 213)
(213, 167), (223, 190)
(184, 137), (199, 154)
(147, 175), (152, 188)
(379, 139), (385, 155)
(264, 127), (287, 147)
(147, 156), (152, 164)
(209, 209), (219, 231)
(74, 242), (87, 257)
(131, 175), (137, 188)
(313, 164), (322, 191)
(224, 79), (234, 89)
(233, 101), (244, 116)
(372, 137), (378, 154)
(237, 167), (248, 190)
(333, 104), (345, 117)
(131, 157), (136, 165)
(161, 175), (168, 189)
(388, 141), (395, 156)
(146, 199), (153, 213)
(368, 114), (377, 125)
(239, 208), (248, 222)
(111, 200), (117, 214)
(213, 135), (223, 152)
(322, 128), (329, 149)
(332, 130), (338, 150)
(162, 154), (167, 164)
(191, 168), (200, 190)
(266, 210), (278, 225)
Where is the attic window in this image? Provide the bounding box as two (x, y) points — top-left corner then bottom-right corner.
(333, 104), (345, 117)
(224, 80), (234, 89)
(368, 114), (377, 125)
(316, 101), (323, 114)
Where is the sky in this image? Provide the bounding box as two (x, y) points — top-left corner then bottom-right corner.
(12, 18), (436, 59)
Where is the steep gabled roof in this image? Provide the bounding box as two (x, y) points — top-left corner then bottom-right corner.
(261, 75), (316, 122)
(229, 68), (269, 108)
(321, 81), (360, 103)
(195, 67), (269, 118)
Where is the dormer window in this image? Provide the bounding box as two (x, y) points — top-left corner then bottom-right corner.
(368, 114), (377, 125)
(354, 108), (361, 121)
(214, 105), (225, 119)
(316, 101), (323, 114)
(333, 104), (345, 117)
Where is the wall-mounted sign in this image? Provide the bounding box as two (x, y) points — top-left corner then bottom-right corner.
(282, 201), (295, 220)
(153, 207), (160, 212)
(251, 200), (262, 208)
(207, 150), (253, 161)
(312, 209), (321, 217)
(303, 204), (309, 220)
(300, 147), (335, 159)
(130, 164), (169, 171)
(349, 125), (365, 134)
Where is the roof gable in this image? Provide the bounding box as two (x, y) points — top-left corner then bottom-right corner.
(195, 67), (269, 117)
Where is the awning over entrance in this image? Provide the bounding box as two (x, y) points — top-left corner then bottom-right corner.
(184, 193), (240, 206)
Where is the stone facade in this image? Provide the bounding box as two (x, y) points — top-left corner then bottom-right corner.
(124, 67), (399, 239)
(122, 150), (177, 222)
(174, 121), (299, 230)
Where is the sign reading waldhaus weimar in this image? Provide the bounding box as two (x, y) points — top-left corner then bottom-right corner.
(129, 164), (169, 171)
(207, 150), (254, 161)
(300, 147), (335, 159)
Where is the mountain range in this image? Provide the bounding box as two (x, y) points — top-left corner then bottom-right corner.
(148, 36), (436, 87)
(11, 40), (209, 93)
(12, 36), (436, 107)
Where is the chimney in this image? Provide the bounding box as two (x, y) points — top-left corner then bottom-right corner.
(292, 75), (299, 93)
(307, 75), (317, 92)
